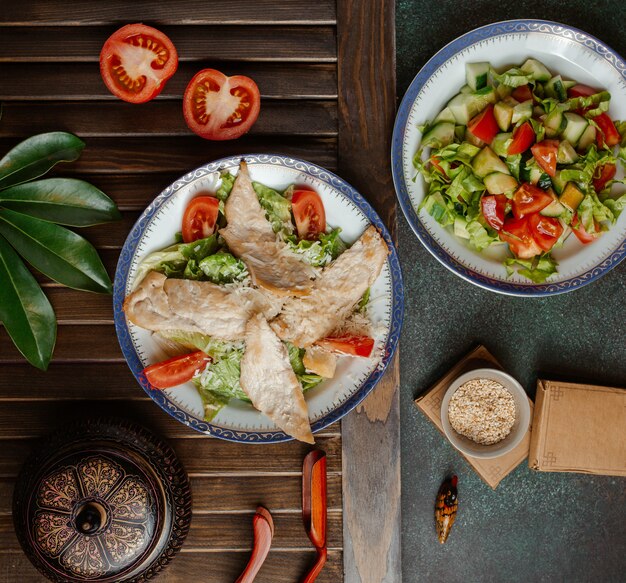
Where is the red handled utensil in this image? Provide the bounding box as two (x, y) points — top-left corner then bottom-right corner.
(235, 506), (274, 583)
(301, 450), (327, 583)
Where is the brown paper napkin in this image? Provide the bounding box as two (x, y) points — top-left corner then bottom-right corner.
(415, 345), (533, 489)
(529, 380), (626, 476)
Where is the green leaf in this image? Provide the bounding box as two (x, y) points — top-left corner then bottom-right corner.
(0, 208), (112, 293)
(0, 234), (56, 370)
(0, 178), (120, 226)
(0, 132), (85, 191)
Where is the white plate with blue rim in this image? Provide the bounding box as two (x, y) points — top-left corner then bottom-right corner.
(113, 154), (403, 443)
(392, 19), (626, 296)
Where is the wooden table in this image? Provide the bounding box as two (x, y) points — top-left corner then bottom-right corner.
(0, 1), (400, 581)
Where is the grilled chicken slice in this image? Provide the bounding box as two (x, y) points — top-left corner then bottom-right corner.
(271, 225), (388, 347)
(219, 161), (316, 295)
(303, 346), (337, 378)
(240, 314), (314, 443)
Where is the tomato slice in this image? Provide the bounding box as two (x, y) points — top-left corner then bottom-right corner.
(531, 140), (559, 177)
(182, 195), (220, 243)
(100, 23), (178, 104)
(499, 216), (543, 259)
(430, 156), (448, 178)
(481, 194), (506, 231)
(183, 68), (260, 141)
(508, 122), (535, 155)
(571, 213), (600, 244)
(468, 104), (499, 143)
(594, 113), (621, 148)
(512, 183), (553, 219)
(568, 84), (598, 98)
(528, 213), (563, 252)
(593, 163), (617, 192)
(292, 189), (326, 240)
(512, 84), (533, 102)
(143, 351), (210, 389)
(317, 336), (375, 358)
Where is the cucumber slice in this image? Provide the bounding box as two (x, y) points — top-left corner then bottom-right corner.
(460, 84), (474, 95)
(454, 217), (471, 239)
(496, 84), (513, 100)
(537, 173), (553, 190)
(454, 125), (466, 141)
(466, 62), (490, 91)
(541, 199), (567, 217)
(544, 106), (566, 138)
(577, 123), (597, 151)
(559, 182), (585, 212)
(552, 170), (567, 195)
(494, 101), (514, 131)
(472, 146), (510, 178)
(562, 112), (589, 146)
(545, 75), (567, 101)
(464, 127), (486, 148)
(512, 101), (533, 124)
(492, 132), (512, 157)
(422, 122), (455, 148)
(520, 58), (552, 82)
(483, 172), (518, 194)
(447, 89), (496, 125)
(557, 140), (579, 164)
(529, 165), (544, 185)
(502, 96), (520, 108)
(562, 80), (577, 91)
(434, 107), (456, 124)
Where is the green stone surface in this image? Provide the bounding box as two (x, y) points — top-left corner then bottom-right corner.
(395, 3), (626, 581)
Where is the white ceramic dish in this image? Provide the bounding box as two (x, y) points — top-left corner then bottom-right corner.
(441, 368), (531, 459)
(392, 19), (626, 295)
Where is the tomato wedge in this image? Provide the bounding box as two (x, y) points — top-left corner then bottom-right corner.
(528, 213), (563, 252)
(430, 156), (448, 178)
(100, 23), (178, 103)
(481, 194), (507, 231)
(143, 351), (210, 389)
(317, 336), (375, 358)
(512, 84), (533, 102)
(292, 189), (326, 240)
(499, 216), (543, 259)
(571, 213), (600, 244)
(568, 84), (598, 98)
(508, 121), (535, 155)
(531, 140), (559, 177)
(593, 163), (617, 192)
(183, 68), (260, 141)
(594, 113), (621, 148)
(512, 183), (553, 219)
(468, 104), (499, 143)
(182, 195), (220, 243)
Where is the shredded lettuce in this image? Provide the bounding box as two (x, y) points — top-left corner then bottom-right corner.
(287, 228), (346, 267)
(491, 67), (533, 87)
(466, 219), (498, 251)
(578, 192), (614, 233)
(215, 171), (236, 200)
(286, 342), (324, 392)
(505, 255), (558, 283)
(357, 288), (371, 312)
(199, 252), (248, 283)
(567, 92), (611, 117)
(252, 182), (294, 235)
(603, 193), (626, 218)
(194, 349), (248, 402)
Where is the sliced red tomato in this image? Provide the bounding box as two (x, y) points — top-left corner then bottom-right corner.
(508, 121), (535, 155)
(182, 195), (220, 243)
(512, 84), (533, 102)
(512, 183), (553, 219)
(292, 189), (326, 240)
(317, 336), (375, 358)
(594, 113), (621, 148)
(183, 68), (260, 141)
(531, 140), (559, 177)
(568, 84), (598, 98)
(468, 104), (499, 143)
(528, 213), (564, 252)
(593, 163), (617, 192)
(481, 194), (507, 231)
(99, 23), (178, 104)
(430, 156), (448, 178)
(499, 216), (543, 259)
(143, 351), (210, 389)
(571, 213), (600, 244)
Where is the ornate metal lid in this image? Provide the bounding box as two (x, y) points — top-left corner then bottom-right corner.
(13, 418), (192, 582)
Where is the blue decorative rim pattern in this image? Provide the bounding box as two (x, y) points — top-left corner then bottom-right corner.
(391, 19), (626, 296)
(113, 154), (404, 443)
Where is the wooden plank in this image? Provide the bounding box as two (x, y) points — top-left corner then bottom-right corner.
(0, 100), (338, 138)
(0, 136), (338, 174)
(337, 1), (402, 583)
(0, 550), (344, 583)
(0, 25), (337, 62)
(0, 62), (338, 100)
(0, 0), (337, 26)
(45, 287), (113, 323)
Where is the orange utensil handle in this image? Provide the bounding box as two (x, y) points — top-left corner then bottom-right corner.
(235, 508), (274, 583)
(300, 546), (327, 583)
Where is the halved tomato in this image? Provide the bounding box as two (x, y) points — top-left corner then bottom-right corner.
(100, 23), (178, 103)
(508, 121), (535, 155)
(481, 194), (506, 231)
(531, 140), (559, 177)
(567, 84), (598, 98)
(292, 189), (326, 240)
(512, 183), (553, 219)
(182, 195), (220, 243)
(593, 163), (617, 192)
(571, 213), (600, 244)
(468, 104), (499, 143)
(143, 351), (210, 389)
(512, 84), (533, 102)
(594, 113), (621, 148)
(528, 213), (564, 252)
(499, 216), (543, 259)
(317, 336), (375, 358)
(183, 68), (261, 140)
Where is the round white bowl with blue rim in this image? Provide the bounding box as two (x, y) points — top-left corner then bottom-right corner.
(113, 154), (403, 443)
(392, 19), (626, 296)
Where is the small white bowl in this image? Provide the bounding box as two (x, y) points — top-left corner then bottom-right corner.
(441, 368), (531, 459)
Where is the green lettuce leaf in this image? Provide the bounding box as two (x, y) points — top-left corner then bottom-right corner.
(199, 252), (248, 283)
(491, 67), (533, 87)
(578, 192), (614, 233)
(215, 171), (236, 200)
(287, 228), (347, 266)
(194, 349), (248, 403)
(603, 193), (626, 218)
(286, 341), (323, 392)
(252, 182), (293, 234)
(156, 330), (240, 360)
(466, 219), (498, 251)
(504, 255), (558, 283)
